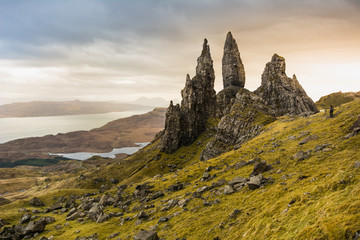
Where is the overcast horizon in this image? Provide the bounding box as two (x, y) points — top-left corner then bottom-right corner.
(1, 0), (360, 105)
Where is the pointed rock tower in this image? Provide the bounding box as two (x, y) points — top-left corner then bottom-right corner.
(216, 32), (246, 118)
(222, 31), (245, 88)
(255, 54), (318, 116)
(160, 39), (216, 153)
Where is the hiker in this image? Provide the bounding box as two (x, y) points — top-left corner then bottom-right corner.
(330, 105), (334, 118)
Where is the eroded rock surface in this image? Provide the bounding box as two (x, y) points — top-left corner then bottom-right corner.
(255, 54), (318, 116)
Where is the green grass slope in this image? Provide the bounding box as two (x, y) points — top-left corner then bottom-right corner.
(1, 100), (360, 240)
(316, 91), (360, 109)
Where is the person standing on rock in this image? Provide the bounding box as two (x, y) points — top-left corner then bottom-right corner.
(330, 105), (334, 118)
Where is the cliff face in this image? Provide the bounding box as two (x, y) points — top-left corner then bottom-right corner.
(201, 88), (276, 160)
(160, 39), (216, 153)
(254, 54), (318, 116)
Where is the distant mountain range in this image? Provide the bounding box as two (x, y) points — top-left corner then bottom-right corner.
(0, 98), (171, 118)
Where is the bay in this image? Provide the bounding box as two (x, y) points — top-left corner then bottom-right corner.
(0, 108), (153, 143)
(50, 142), (149, 161)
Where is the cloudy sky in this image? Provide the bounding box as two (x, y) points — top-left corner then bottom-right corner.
(0, 0), (359, 105)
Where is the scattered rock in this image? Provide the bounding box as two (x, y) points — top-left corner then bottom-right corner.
(354, 161), (360, 168)
(234, 161), (247, 170)
(158, 216), (170, 223)
(223, 185), (235, 195)
(229, 209), (241, 219)
(251, 161), (272, 176)
(25, 219), (47, 235)
(299, 134), (319, 145)
(248, 175), (263, 190)
(168, 183), (183, 192)
(133, 229), (159, 240)
(29, 197), (45, 207)
(19, 213), (32, 224)
(136, 211), (149, 220)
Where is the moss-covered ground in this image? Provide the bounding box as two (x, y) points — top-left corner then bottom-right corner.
(0, 99), (359, 240)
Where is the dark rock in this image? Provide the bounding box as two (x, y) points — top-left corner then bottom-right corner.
(292, 151), (311, 161)
(354, 161), (360, 168)
(314, 144), (330, 152)
(161, 39), (216, 153)
(0, 219), (9, 228)
(149, 191), (164, 200)
(201, 88), (276, 160)
(29, 197), (44, 207)
(234, 161), (248, 170)
(251, 161), (272, 176)
(133, 229), (159, 240)
(229, 177), (247, 186)
(299, 134), (319, 145)
(96, 213), (110, 223)
(137, 211), (149, 220)
(223, 185), (235, 195)
(254, 54), (318, 116)
(109, 178), (119, 184)
(25, 220), (47, 234)
(351, 116), (360, 130)
(108, 232), (120, 239)
(40, 216), (55, 224)
(0, 225), (26, 240)
(49, 202), (62, 211)
(211, 179), (227, 188)
(19, 213), (32, 224)
(248, 175), (263, 190)
(158, 216), (169, 223)
(222, 32), (245, 89)
(229, 209), (241, 219)
(0, 197), (11, 206)
(168, 183), (183, 192)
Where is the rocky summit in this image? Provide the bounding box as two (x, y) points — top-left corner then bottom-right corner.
(216, 32), (246, 118)
(222, 31), (245, 89)
(160, 39), (216, 153)
(255, 54), (318, 116)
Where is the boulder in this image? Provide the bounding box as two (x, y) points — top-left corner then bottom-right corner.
(19, 213), (32, 224)
(299, 134), (319, 145)
(248, 175), (263, 190)
(251, 161), (272, 176)
(29, 197), (44, 207)
(25, 220), (47, 234)
(133, 229), (159, 240)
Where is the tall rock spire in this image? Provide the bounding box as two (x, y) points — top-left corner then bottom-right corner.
(161, 39), (216, 153)
(222, 32), (245, 88)
(255, 54), (318, 116)
(216, 32), (246, 118)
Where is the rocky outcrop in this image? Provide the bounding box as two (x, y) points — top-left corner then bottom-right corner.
(254, 54), (318, 116)
(217, 32), (245, 118)
(222, 32), (245, 89)
(161, 39), (216, 153)
(201, 88), (276, 160)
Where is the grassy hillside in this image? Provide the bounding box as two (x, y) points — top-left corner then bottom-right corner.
(0, 100), (359, 239)
(315, 91), (360, 109)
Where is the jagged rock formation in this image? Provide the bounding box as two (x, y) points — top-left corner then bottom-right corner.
(216, 32), (245, 118)
(160, 39), (216, 153)
(254, 54), (318, 116)
(201, 88), (276, 160)
(222, 32), (245, 89)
